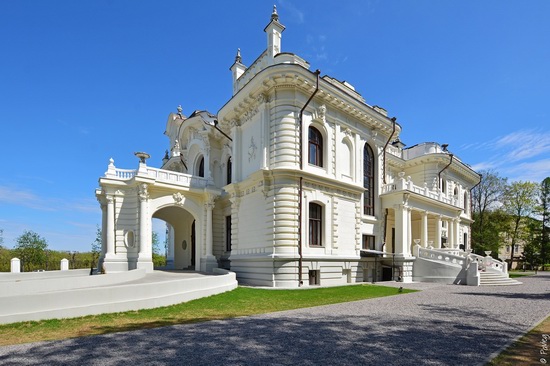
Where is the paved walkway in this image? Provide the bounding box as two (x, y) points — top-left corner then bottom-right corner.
(1, 273), (549, 366)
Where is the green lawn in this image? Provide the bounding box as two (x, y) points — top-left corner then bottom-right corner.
(508, 271), (537, 278)
(0, 284), (415, 346)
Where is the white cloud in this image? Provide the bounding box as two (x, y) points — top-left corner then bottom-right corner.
(463, 129), (550, 182)
(278, 0), (304, 24)
(0, 185), (56, 211)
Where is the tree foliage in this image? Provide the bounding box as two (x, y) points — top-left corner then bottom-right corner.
(471, 170), (507, 252)
(502, 181), (538, 269)
(539, 177), (550, 267)
(14, 230), (48, 272)
(91, 225), (102, 267)
(152, 231), (166, 267)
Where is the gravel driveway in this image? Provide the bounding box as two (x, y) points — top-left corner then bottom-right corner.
(1, 273), (548, 366)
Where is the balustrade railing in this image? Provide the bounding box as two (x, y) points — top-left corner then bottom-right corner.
(469, 253), (507, 273)
(381, 178), (460, 207)
(106, 166), (208, 188)
(416, 245), (465, 266)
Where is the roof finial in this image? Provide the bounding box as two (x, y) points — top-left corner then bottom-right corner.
(177, 104), (183, 118)
(235, 48), (242, 63)
(271, 5), (279, 22)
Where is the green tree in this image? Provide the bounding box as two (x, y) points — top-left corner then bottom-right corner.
(91, 225), (102, 269)
(471, 170), (507, 253)
(152, 231), (166, 267)
(14, 230), (48, 272)
(539, 177), (550, 269)
(502, 181), (538, 270)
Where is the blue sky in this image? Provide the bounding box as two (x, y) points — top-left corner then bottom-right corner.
(1, 0), (549, 252)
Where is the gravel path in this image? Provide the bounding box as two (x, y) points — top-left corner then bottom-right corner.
(1, 273), (548, 366)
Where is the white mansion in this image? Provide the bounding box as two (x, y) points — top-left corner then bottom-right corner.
(96, 8), (510, 287)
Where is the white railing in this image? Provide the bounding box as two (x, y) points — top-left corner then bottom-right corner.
(105, 163), (209, 189)
(386, 144), (402, 158)
(146, 167), (209, 188)
(381, 176), (460, 207)
(114, 168), (136, 179)
(416, 245), (465, 266)
(469, 253), (507, 273)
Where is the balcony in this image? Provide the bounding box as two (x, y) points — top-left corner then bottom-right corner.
(381, 173), (461, 208)
(102, 159), (209, 189)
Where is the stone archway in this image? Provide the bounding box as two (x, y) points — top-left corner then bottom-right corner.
(153, 205), (197, 270)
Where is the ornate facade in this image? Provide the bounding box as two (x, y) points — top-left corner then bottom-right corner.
(96, 7), (483, 287)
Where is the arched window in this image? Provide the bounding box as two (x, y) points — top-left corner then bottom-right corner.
(464, 192), (468, 210)
(363, 144), (374, 216)
(308, 126), (323, 167)
(441, 179), (447, 194)
(309, 202), (322, 247)
(226, 157), (232, 184)
(197, 156), (205, 177)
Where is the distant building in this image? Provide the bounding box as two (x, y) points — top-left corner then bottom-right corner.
(96, 7), (483, 286)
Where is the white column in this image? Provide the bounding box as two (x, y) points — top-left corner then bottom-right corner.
(448, 218), (454, 249)
(453, 219), (460, 249)
(105, 195), (115, 258)
(206, 202), (213, 257)
(138, 184), (150, 258)
(135, 184), (154, 273)
(166, 223), (175, 269)
(435, 215), (442, 249)
(394, 204), (409, 257)
(201, 194), (218, 272)
(406, 207), (412, 256)
(421, 211), (428, 248)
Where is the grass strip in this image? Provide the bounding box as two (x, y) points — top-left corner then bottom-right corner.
(486, 315), (550, 366)
(508, 271), (537, 278)
(0, 284), (414, 346)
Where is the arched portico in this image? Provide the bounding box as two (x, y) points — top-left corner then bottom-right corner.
(152, 204), (200, 271)
(96, 158), (220, 274)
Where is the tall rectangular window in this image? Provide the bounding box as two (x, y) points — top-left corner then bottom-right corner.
(308, 126), (323, 167)
(363, 144), (374, 216)
(225, 215), (232, 252)
(309, 203), (322, 246)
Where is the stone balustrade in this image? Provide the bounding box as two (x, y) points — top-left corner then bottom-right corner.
(382, 175), (460, 207)
(105, 161), (209, 189)
(416, 245), (465, 266)
(469, 253), (507, 273)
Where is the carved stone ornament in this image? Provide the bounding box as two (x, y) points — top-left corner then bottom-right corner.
(341, 126), (353, 138)
(318, 104), (326, 122)
(248, 136), (257, 162)
(242, 107), (259, 123)
(173, 192), (184, 206)
(138, 184), (149, 201)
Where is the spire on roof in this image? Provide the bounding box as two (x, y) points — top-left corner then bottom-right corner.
(271, 5), (279, 22)
(235, 48), (242, 63)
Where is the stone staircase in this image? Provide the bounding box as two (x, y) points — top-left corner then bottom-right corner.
(479, 270), (522, 286)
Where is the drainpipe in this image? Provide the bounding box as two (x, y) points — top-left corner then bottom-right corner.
(438, 153), (454, 191)
(382, 117), (397, 184)
(297, 69), (321, 287)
